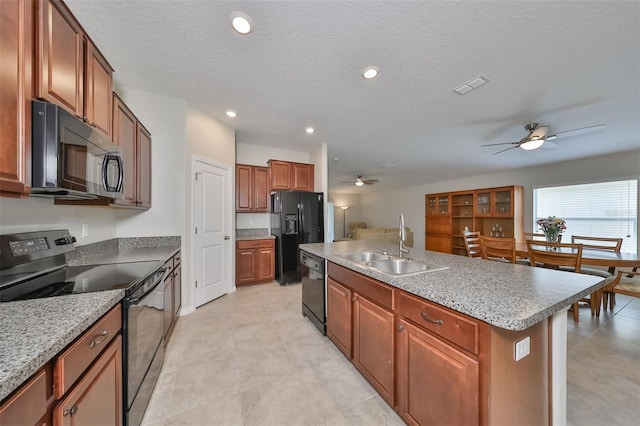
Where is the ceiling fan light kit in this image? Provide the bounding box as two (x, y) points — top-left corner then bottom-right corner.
(341, 174), (378, 186)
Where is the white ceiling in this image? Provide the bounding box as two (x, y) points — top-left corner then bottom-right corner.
(66, 0), (640, 194)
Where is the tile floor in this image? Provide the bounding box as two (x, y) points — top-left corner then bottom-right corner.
(141, 282), (640, 426)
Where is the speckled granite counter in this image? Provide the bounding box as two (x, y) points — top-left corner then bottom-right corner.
(236, 228), (275, 241)
(300, 240), (605, 331)
(0, 236), (181, 402)
(0, 290), (123, 401)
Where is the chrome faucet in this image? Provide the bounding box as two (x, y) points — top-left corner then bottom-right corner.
(399, 213), (409, 258)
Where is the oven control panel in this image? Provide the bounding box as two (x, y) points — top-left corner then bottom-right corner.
(9, 237), (50, 256)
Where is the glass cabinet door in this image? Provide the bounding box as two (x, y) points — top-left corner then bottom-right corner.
(493, 189), (512, 216)
(437, 195), (449, 215)
(475, 191), (491, 216)
(426, 196), (437, 216)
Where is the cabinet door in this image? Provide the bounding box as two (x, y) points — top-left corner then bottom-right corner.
(85, 41), (113, 136)
(0, 366), (50, 426)
(426, 234), (451, 253)
(112, 94), (137, 205)
(0, 0), (32, 196)
(253, 166), (270, 211)
(136, 123), (152, 208)
(256, 246), (275, 282)
(493, 188), (513, 216)
(54, 336), (122, 426)
(396, 319), (479, 426)
(236, 248), (257, 285)
(236, 164), (253, 211)
(163, 274), (173, 339)
(269, 160), (291, 190)
(327, 278), (352, 358)
(292, 163), (314, 192)
(173, 263), (181, 318)
(37, 0), (84, 117)
(475, 190), (492, 216)
(353, 295), (394, 405)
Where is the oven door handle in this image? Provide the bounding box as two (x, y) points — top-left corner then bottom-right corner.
(127, 267), (167, 305)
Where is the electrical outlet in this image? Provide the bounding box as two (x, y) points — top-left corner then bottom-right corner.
(82, 224), (89, 238)
(514, 336), (530, 361)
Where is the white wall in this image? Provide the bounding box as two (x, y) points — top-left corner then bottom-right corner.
(362, 150), (640, 250)
(328, 193), (365, 239)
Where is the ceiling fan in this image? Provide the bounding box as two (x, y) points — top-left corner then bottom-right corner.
(341, 174), (378, 187)
(482, 123), (606, 155)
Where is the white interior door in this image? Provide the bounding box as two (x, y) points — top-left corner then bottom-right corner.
(192, 159), (232, 307)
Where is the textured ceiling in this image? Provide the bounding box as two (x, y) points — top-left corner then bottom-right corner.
(65, 0), (640, 193)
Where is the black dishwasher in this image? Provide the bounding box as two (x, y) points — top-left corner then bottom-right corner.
(300, 250), (326, 335)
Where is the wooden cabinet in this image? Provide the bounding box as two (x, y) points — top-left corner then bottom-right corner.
(426, 186), (523, 256)
(326, 278), (353, 357)
(267, 160), (314, 192)
(0, 364), (52, 426)
(53, 336), (122, 426)
(163, 251), (181, 342)
(0, 0), (33, 197)
(111, 93), (152, 209)
(396, 318), (479, 426)
(235, 239), (275, 285)
(36, 0), (113, 135)
(326, 263), (395, 405)
(236, 164), (269, 212)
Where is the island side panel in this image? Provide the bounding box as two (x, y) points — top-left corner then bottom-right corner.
(489, 320), (549, 425)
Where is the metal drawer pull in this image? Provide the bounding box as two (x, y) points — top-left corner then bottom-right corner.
(63, 406), (78, 416)
(90, 330), (109, 348)
(420, 311), (444, 326)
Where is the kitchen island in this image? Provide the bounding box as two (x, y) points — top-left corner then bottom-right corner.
(300, 240), (605, 426)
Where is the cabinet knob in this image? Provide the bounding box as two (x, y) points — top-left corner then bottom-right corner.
(398, 324), (404, 332)
(224, 235), (230, 240)
(351, 296), (357, 302)
(63, 406), (78, 416)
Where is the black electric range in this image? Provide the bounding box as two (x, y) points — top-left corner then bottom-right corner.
(0, 230), (160, 302)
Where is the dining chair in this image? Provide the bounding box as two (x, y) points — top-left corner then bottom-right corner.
(602, 269), (640, 311)
(479, 235), (516, 263)
(524, 232), (563, 242)
(463, 231), (481, 258)
(526, 240), (587, 321)
(571, 235), (623, 275)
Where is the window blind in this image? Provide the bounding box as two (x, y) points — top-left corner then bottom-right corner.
(533, 180), (638, 253)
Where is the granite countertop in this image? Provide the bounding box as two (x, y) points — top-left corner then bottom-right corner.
(235, 228), (275, 241)
(0, 236), (181, 402)
(300, 240), (605, 331)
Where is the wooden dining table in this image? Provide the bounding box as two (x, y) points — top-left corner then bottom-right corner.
(515, 242), (640, 268)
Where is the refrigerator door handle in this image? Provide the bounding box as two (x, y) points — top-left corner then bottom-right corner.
(299, 203), (305, 243)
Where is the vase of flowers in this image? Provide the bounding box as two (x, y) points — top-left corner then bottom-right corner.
(537, 216), (566, 243)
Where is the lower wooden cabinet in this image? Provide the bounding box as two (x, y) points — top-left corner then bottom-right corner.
(0, 365), (52, 426)
(163, 251), (181, 342)
(53, 336), (122, 426)
(236, 239), (275, 286)
(396, 318), (479, 426)
(326, 273), (395, 405)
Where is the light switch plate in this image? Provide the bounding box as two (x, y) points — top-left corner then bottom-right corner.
(82, 224), (89, 238)
(514, 336), (530, 361)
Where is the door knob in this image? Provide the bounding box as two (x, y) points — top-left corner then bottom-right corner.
(224, 235), (230, 240)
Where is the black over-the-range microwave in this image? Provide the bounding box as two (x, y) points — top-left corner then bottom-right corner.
(31, 100), (124, 200)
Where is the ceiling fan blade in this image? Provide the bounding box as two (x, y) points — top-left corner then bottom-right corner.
(364, 180), (378, 184)
(481, 141), (520, 147)
(340, 181), (356, 184)
(493, 146), (518, 155)
(547, 124), (606, 140)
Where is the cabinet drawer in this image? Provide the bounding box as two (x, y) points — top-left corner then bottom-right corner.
(0, 366), (50, 425)
(397, 291), (479, 355)
(328, 262), (393, 310)
(237, 239), (274, 249)
(54, 304), (122, 398)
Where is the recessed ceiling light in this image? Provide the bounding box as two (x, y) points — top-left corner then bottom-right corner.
(305, 127), (315, 134)
(226, 110), (237, 118)
(362, 66), (379, 79)
(230, 11), (253, 35)
(379, 162), (395, 169)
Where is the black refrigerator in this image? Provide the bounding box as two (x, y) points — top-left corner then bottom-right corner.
(271, 191), (324, 284)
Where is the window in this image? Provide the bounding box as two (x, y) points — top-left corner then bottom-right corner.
(533, 180), (638, 253)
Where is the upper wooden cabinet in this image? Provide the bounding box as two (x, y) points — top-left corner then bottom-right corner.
(36, 0), (113, 136)
(426, 186), (523, 256)
(0, 0), (33, 197)
(236, 164), (269, 212)
(267, 160), (314, 192)
(112, 93), (151, 209)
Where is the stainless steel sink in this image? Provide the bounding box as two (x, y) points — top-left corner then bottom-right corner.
(366, 258), (448, 276)
(342, 251), (390, 263)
